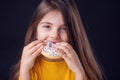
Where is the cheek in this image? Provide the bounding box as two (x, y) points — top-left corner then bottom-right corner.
(61, 33), (69, 42)
(37, 31), (48, 41)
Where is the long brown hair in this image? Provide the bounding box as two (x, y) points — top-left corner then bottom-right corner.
(11, 0), (103, 80)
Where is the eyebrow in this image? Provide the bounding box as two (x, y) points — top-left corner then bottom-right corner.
(40, 22), (52, 25)
(40, 22), (66, 26)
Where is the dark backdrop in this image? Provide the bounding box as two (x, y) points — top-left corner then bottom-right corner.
(0, 0), (119, 80)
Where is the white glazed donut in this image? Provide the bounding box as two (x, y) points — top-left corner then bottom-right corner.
(41, 40), (61, 59)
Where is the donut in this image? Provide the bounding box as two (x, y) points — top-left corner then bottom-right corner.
(41, 40), (61, 59)
(41, 51), (61, 59)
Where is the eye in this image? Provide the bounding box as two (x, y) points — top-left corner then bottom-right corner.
(60, 27), (66, 31)
(42, 25), (52, 30)
(43, 25), (50, 28)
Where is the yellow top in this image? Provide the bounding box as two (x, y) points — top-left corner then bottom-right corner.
(19, 57), (75, 80)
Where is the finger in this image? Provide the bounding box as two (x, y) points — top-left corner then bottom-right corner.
(55, 48), (70, 60)
(58, 42), (73, 50)
(55, 43), (74, 58)
(32, 45), (44, 59)
(27, 40), (42, 49)
(29, 42), (45, 54)
(59, 42), (75, 57)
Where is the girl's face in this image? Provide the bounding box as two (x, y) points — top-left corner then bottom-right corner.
(37, 10), (68, 43)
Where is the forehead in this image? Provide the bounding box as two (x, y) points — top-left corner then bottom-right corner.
(39, 10), (65, 25)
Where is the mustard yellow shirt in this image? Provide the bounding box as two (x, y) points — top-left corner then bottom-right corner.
(20, 57), (75, 80)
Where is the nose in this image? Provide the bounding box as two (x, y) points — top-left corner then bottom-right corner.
(49, 30), (60, 40)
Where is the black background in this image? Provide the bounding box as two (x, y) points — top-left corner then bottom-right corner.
(0, 0), (119, 80)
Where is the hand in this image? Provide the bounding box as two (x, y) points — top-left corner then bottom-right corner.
(20, 40), (45, 71)
(55, 42), (85, 76)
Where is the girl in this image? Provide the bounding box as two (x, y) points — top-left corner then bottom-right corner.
(12, 0), (103, 80)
